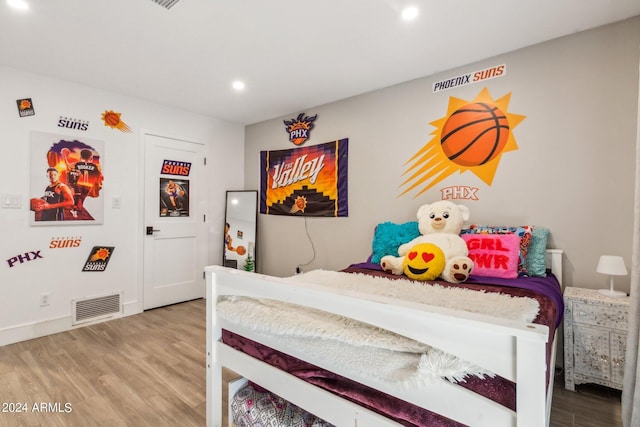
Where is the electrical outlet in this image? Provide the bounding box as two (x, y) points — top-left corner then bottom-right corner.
(40, 293), (50, 307)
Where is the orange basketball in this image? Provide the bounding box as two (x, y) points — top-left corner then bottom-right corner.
(440, 102), (510, 167)
(236, 245), (246, 256)
(104, 112), (120, 126)
(47, 150), (60, 167)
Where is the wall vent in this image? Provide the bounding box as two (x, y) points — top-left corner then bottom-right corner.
(150, 0), (181, 9)
(72, 292), (122, 325)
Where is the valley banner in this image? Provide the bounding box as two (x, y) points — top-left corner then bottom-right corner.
(260, 139), (348, 217)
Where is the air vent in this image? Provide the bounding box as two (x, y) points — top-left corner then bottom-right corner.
(151, 0), (181, 9)
(72, 292), (122, 325)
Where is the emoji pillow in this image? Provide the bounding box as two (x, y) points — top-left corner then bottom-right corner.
(402, 243), (446, 281)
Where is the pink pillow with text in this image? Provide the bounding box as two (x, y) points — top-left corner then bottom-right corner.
(462, 233), (520, 279)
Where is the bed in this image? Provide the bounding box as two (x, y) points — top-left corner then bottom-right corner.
(205, 247), (564, 427)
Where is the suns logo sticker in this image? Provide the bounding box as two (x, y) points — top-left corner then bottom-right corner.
(82, 246), (115, 271)
(400, 87), (525, 198)
(283, 113), (317, 145)
(101, 110), (132, 133)
(16, 98), (35, 117)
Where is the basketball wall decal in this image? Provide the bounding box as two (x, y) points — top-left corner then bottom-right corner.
(103, 111), (120, 126)
(236, 245), (246, 256)
(440, 102), (510, 167)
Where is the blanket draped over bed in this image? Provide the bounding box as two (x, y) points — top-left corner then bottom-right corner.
(218, 269), (540, 387)
(218, 265), (563, 427)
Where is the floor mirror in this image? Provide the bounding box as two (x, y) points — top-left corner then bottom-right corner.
(223, 190), (258, 272)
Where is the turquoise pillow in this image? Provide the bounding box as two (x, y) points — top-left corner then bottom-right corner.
(525, 227), (549, 276)
(370, 221), (420, 264)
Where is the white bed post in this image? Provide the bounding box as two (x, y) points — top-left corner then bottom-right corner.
(515, 334), (548, 427)
(205, 267), (223, 427)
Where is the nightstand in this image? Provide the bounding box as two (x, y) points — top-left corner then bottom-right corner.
(563, 286), (630, 391)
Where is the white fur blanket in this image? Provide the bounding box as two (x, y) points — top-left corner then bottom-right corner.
(217, 270), (540, 388)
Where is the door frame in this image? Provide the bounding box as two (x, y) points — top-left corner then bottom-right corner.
(137, 129), (208, 311)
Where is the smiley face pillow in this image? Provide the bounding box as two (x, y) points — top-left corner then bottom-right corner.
(402, 243), (446, 281)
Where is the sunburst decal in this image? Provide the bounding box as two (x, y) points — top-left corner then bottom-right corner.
(289, 195), (308, 213)
(101, 110), (132, 133)
(90, 247), (111, 262)
(400, 87), (525, 198)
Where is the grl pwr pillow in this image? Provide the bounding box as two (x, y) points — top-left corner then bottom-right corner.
(462, 233), (521, 279)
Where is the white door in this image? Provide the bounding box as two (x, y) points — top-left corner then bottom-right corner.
(143, 133), (206, 310)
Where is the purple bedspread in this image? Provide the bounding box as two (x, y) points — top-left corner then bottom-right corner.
(222, 265), (564, 427)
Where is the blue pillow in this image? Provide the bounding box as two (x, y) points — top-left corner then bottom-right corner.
(525, 227), (549, 276)
(370, 221), (421, 264)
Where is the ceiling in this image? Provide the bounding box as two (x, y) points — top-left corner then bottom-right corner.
(2, 0), (639, 126)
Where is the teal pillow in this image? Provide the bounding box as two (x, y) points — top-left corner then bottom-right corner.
(370, 221), (420, 264)
(525, 227), (549, 276)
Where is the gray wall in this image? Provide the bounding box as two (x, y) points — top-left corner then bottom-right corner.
(245, 17), (640, 293)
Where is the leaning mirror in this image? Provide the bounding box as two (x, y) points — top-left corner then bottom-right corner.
(223, 190), (257, 272)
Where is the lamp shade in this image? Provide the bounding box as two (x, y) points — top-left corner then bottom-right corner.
(596, 255), (628, 276)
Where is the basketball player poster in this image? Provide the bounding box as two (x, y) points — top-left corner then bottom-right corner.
(29, 131), (105, 225)
(260, 139), (348, 217)
(159, 178), (190, 217)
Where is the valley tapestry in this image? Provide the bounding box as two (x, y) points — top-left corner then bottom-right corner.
(260, 139), (348, 217)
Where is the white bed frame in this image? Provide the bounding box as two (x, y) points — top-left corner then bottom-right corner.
(205, 249), (563, 427)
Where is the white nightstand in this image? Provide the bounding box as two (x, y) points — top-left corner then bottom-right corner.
(563, 286), (630, 391)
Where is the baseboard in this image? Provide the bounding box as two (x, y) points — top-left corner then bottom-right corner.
(0, 300), (140, 346)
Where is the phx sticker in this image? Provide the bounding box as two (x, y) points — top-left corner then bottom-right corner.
(16, 98), (35, 117)
(101, 110), (132, 133)
(82, 246), (115, 271)
(283, 113), (317, 145)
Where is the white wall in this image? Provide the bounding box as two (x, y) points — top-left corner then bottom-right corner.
(246, 17), (640, 293)
(0, 66), (244, 345)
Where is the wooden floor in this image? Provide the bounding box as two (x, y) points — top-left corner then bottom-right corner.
(0, 298), (623, 427)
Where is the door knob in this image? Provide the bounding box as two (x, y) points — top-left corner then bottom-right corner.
(146, 226), (161, 235)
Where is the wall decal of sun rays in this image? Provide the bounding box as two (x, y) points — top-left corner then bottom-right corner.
(400, 87), (525, 198)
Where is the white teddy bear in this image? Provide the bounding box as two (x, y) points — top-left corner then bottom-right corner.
(380, 200), (473, 283)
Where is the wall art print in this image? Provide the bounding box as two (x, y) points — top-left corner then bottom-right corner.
(30, 132), (104, 225)
(400, 87), (525, 198)
(260, 138), (348, 217)
(159, 178), (190, 217)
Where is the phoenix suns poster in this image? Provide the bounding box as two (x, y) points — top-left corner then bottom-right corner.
(260, 139), (348, 217)
(29, 131), (104, 225)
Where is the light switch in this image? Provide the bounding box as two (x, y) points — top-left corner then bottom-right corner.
(112, 196), (121, 209)
(1, 194), (21, 209)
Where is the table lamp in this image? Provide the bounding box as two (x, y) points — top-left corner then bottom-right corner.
(596, 255), (628, 298)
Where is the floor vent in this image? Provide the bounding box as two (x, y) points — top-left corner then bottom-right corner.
(150, 0), (181, 9)
(72, 292), (122, 325)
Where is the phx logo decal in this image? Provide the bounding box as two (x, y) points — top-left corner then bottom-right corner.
(16, 98), (35, 117)
(82, 246), (115, 271)
(284, 113), (317, 145)
(101, 110), (132, 133)
(400, 87), (525, 198)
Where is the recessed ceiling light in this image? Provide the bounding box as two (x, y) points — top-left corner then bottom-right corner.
(401, 6), (418, 21)
(232, 81), (245, 91)
(7, 0), (29, 11)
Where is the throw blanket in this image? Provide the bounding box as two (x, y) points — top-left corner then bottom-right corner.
(217, 270), (540, 388)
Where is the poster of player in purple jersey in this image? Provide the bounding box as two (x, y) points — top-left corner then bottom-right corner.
(30, 132), (104, 225)
(159, 178), (189, 217)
